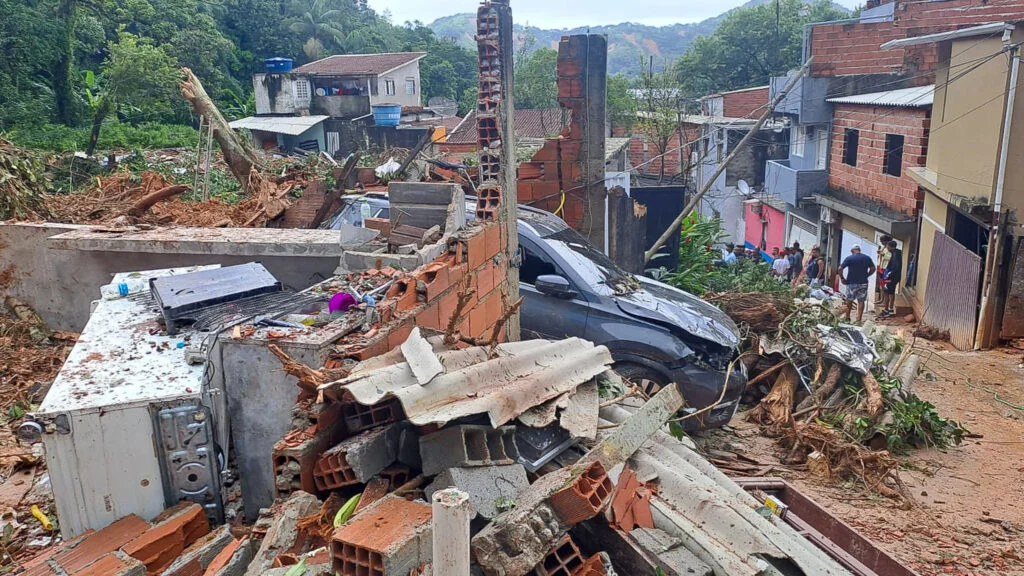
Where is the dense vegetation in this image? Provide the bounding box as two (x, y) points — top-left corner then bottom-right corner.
(0, 0), (479, 150)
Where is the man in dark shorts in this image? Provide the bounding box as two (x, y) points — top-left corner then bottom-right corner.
(839, 244), (876, 323)
(879, 240), (903, 317)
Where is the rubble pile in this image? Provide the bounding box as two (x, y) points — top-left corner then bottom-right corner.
(717, 294), (966, 498)
(0, 140), (51, 221)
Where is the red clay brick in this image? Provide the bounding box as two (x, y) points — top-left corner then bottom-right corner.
(466, 227), (488, 269)
(330, 497), (432, 576)
(519, 161), (545, 180)
(363, 217), (390, 237)
(574, 553), (610, 576)
(202, 538), (243, 576)
(610, 467), (654, 533)
(476, 263), (495, 297)
(72, 551), (145, 576)
(386, 322), (414, 351)
(548, 461), (613, 525)
(482, 223), (501, 259)
(122, 503), (209, 575)
(52, 515), (150, 573)
(535, 534), (584, 576)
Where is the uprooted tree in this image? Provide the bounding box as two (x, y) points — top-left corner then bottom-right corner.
(179, 67), (292, 224)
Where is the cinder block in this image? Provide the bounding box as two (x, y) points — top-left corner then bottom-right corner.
(548, 461), (612, 525)
(533, 534), (583, 576)
(397, 426), (422, 469)
(330, 496), (433, 576)
(122, 503), (210, 575)
(424, 464), (528, 520)
(313, 425), (400, 491)
(272, 415), (346, 498)
(378, 465), (413, 490)
(341, 397), (402, 435)
(419, 425), (519, 477)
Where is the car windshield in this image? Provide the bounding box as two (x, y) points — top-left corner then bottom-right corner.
(539, 227), (640, 295)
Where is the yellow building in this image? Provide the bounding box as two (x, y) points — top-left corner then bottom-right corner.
(886, 22), (1024, 349)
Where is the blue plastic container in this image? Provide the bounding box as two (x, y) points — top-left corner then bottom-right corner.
(372, 104), (402, 126)
(264, 57), (293, 73)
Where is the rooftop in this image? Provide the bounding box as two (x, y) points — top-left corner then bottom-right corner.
(229, 115), (329, 135)
(292, 52), (426, 76)
(447, 109), (569, 145)
(826, 85), (935, 108)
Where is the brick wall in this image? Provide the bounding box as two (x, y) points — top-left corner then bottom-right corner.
(810, 0), (1024, 78)
(721, 87), (769, 119)
(828, 103), (930, 215)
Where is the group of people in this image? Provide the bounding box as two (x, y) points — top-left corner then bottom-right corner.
(723, 237), (904, 324)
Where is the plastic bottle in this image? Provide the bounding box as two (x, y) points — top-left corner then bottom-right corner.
(359, 198), (372, 226)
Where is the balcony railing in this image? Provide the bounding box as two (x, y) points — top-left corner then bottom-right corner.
(765, 160), (828, 206)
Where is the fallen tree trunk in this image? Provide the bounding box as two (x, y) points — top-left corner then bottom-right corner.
(863, 371), (884, 418)
(126, 184), (189, 217)
(747, 365), (798, 429)
(179, 68), (260, 186)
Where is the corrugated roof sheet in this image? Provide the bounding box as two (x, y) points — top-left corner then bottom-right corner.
(228, 115), (328, 135)
(322, 338), (613, 428)
(292, 52), (426, 76)
(826, 85), (935, 108)
(605, 137), (631, 162)
(447, 108), (570, 145)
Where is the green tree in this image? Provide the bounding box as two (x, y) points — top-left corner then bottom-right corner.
(675, 0), (848, 96)
(84, 31), (179, 155)
(287, 0), (346, 59)
(514, 47), (558, 110)
(607, 74), (635, 133)
(634, 58), (685, 183)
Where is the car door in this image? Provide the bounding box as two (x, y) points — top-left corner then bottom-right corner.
(517, 235), (590, 340)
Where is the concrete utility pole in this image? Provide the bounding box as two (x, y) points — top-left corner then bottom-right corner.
(643, 57), (814, 264)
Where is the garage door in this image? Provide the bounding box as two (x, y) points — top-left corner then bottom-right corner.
(788, 216), (818, 251)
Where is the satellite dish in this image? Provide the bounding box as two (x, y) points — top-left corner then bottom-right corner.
(427, 96), (459, 118)
(737, 179), (751, 195)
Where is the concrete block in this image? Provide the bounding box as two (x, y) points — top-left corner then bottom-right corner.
(204, 538), (253, 576)
(313, 425), (400, 491)
(160, 524), (234, 576)
(331, 496), (432, 576)
(397, 426), (422, 469)
(341, 398), (402, 435)
(424, 464), (528, 520)
(419, 425), (519, 476)
(246, 492), (322, 576)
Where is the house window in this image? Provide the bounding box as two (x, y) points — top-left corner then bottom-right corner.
(384, 79), (396, 96)
(405, 77), (416, 95)
(883, 134), (904, 177)
(843, 129), (859, 166)
(791, 125), (806, 157)
(293, 79), (310, 101)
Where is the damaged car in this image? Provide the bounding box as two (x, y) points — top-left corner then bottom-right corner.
(328, 196), (747, 430)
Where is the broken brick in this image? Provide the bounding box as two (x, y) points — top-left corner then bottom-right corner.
(573, 552), (613, 576)
(610, 467), (654, 533)
(201, 538), (246, 576)
(341, 397), (402, 435)
(377, 465), (412, 490)
(331, 496), (432, 576)
(534, 534), (584, 576)
(272, 414), (346, 498)
(74, 551), (146, 576)
(122, 503), (210, 575)
(47, 515), (150, 574)
(548, 461), (613, 526)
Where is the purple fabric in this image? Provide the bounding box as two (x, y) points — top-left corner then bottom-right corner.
(329, 292), (357, 313)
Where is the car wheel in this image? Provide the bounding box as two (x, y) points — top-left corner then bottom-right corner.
(613, 363), (670, 398)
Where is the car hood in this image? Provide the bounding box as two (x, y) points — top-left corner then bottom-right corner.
(615, 277), (740, 348)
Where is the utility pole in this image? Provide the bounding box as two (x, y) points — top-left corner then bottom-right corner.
(643, 57), (814, 264)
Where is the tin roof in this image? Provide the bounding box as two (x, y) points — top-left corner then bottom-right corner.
(292, 52), (426, 76)
(228, 115), (329, 136)
(826, 85), (935, 108)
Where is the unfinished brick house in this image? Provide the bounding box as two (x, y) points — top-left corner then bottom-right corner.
(761, 0), (1024, 315)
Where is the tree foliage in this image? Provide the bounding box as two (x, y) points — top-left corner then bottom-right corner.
(675, 0), (848, 96)
(514, 46), (558, 110)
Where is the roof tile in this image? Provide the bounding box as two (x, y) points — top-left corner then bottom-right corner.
(293, 52), (426, 76)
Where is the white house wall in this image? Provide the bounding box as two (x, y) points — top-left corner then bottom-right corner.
(372, 61), (423, 108)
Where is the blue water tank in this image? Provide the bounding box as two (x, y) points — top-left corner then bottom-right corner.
(264, 57), (293, 73)
(372, 104), (402, 126)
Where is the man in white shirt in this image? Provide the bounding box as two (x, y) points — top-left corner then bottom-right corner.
(771, 247), (791, 278)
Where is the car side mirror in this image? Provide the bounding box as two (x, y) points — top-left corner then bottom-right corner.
(535, 274), (576, 299)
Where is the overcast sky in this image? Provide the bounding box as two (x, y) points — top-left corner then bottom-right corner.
(367, 0), (863, 29)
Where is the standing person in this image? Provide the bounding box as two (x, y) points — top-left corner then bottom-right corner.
(786, 245), (803, 282)
(879, 239), (903, 317)
(772, 247), (791, 279)
(723, 243), (737, 264)
(876, 235), (892, 299)
(805, 245), (825, 287)
(839, 245), (876, 323)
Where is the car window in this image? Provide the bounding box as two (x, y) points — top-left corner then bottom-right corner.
(539, 228), (639, 296)
(519, 243), (557, 286)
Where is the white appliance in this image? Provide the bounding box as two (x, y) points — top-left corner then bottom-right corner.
(28, 267), (221, 538)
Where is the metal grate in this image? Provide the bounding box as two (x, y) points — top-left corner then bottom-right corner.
(923, 232), (982, 350)
(189, 292), (324, 332)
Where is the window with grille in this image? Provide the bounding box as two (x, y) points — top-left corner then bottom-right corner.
(405, 78), (416, 95)
(843, 129), (859, 166)
(883, 134), (904, 177)
(385, 79), (396, 95)
(294, 79), (310, 101)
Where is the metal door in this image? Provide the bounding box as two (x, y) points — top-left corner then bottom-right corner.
(923, 232), (983, 350)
